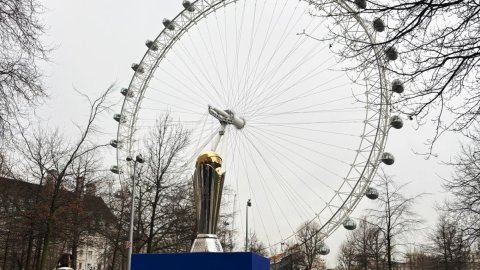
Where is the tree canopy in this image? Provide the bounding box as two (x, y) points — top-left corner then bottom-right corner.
(0, 0), (48, 133)
(310, 0), (480, 148)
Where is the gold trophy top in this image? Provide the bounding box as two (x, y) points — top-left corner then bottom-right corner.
(196, 151), (223, 168)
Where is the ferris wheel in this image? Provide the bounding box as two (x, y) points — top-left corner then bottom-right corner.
(110, 0), (403, 254)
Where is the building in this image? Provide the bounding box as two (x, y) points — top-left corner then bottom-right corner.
(0, 176), (114, 270)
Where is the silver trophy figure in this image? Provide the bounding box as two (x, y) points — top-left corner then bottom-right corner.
(190, 151), (225, 252)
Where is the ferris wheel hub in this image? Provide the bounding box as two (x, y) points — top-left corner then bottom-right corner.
(208, 105), (246, 129)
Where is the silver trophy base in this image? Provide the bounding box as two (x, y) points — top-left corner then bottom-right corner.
(190, 234), (223, 252)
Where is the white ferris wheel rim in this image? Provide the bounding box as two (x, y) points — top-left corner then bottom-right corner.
(114, 0), (392, 251)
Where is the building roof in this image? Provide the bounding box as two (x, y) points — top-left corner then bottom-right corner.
(0, 176), (115, 223)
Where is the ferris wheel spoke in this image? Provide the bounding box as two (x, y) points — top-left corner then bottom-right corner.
(250, 94), (360, 119)
(234, 131), (287, 243)
(252, 125), (359, 152)
(243, 128), (334, 209)
(202, 18), (230, 103)
(156, 52), (219, 107)
(240, 130), (327, 242)
(248, 72), (354, 117)
(189, 21), (230, 105)
(238, 2), (314, 112)
(159, 40), (225, 106)
(243, 129), (326, 212)
(246, 127), (348, 178)
(146, 84), (208, 111)
(248, 54), (342, 114)
(243, 76), (351, 118)
(140, 97), (204, 116)
(237, 0), (295, 107)
(233, 0), (266, 111)
(229, 0), (247, 111)
(251, 107), (365, 122)
(246, 40), (331, 115)
(239, 130), (299, 234)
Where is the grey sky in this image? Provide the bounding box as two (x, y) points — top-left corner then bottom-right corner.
(38, 0), (461, 267)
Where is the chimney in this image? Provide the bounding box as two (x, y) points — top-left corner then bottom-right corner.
(75, 176), (85, 195)
(85, 182), (96, 196)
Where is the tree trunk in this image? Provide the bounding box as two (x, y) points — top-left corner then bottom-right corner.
(38, 219), (52, 270)
(387, 236), (392, 270)
(146, 190), (160, 253)
(34, 235), (43, 270)
(25, 232), (34, 270)
(2, 229), (11, 270)
(71, 240), (78, 269)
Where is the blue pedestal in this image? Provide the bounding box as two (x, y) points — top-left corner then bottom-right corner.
(132, 252), (269, 270)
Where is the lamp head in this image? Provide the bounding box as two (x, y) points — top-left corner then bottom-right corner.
(136, 154), (145, 163)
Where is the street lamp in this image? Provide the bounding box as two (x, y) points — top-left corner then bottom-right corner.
(245, 199), (251, 252)
(126, 154), (145, 270)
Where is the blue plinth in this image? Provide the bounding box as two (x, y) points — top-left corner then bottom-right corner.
(132, 252), (269, 270)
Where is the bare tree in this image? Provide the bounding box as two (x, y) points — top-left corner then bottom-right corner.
(103, 185), (130, 270)
(12, 86), (115, 270)
(0, 145), (15, 178)
(429, 214), (471, 270)
(336, 241), (357, 270)
(295, 221), (327, 270)
(443, 140), (480, 243)
(404, 250), (438, 270)
(0, 0), (48, 133)
(308, 0), (480, 149)
(336, 217), (385, 270)
(134, 114), (191, 253)
(247, 233), (269, 257)
(368, 172), (423, 270)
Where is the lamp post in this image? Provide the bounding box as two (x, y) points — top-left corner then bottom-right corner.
(245, 199), (251, 252)
(126, 154), (145, 270)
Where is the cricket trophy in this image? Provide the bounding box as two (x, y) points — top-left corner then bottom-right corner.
(131, 117), (268, 270)
(190, 151), (226, 252)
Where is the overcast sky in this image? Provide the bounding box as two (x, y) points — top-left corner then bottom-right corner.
(37, 0), (463, 267)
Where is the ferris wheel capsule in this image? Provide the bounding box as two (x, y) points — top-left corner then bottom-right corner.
(110, 139), (119, 148)
(391, 79), (404, 94)
(390, 115), (403, 129)
(354, 0), (367, 9)
(365, 187), (379, 200)
(381, 152), (395, 165)
(182, 1), (195, 12)
(131, 63), (144, 74)
(373, 18), (385, 32)
(120, 88), (134, 98)
(343, 218), (357, 230)
(162, 19), (175, 31)
(385, 47), (399, 61)
(145, 40), (158, 51)
(317, 243), (330, 255)
(110, 165), (122, 174)
(113, 113), (127, 123)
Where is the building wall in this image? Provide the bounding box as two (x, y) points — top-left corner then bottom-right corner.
(76, 236), (107, 270)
